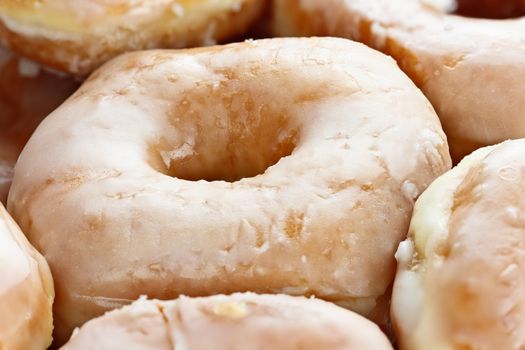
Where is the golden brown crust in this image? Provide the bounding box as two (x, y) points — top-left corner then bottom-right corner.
(0, 0), (265, 76)
(61, 293), (393, 350)
(392, 139), (525, 349)
(8, 37), (450, 345)
(274, 0), (525, 162)
(0, 204), (54, 350)
(0, 48), (79, 204)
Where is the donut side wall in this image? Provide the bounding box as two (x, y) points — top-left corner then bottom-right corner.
(0, 204), (55, 350)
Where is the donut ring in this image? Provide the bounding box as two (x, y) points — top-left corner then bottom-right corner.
(392, 139), (525, 349)
(8, 37), (450, 343)
(0, 204), (54, 350)
(274, 0), (525, 161)
(0, 48), (79, 204)
(0, 0), (265, 76)
(61, 293), (393, 349)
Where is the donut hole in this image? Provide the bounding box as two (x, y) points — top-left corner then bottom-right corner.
(149, 80), (299, 182)
(450, 0), (525, 19)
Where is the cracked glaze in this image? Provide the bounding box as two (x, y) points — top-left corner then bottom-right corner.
(0, 0), (265, 76)
(0, 204), (54, 350)
(392, 139), (525, 350)
(61, 293), (393, 350)
(0, 47), (78, 204)
(8, 37), (451, 344)
(274, 0), (525, 162)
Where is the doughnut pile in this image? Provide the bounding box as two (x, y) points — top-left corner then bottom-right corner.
(1, 1), (524, 349)
(274, 0), (525, 162)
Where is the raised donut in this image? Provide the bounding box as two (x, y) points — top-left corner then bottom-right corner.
(0, 0), (265, 76)
(61, 293), (393, 349)
(8, 37), (451, 344)
(0, 48), (79, 204)
(0, 203), (54, 350)
(273, 0), (525, 162)
(392, 139), (525, 349)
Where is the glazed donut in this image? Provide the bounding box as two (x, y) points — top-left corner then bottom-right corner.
(0, 0), (265, 76)
(273, 0), (525, 162)
(61, 293), (393, 349)
(0, 204), (54, 350)
(392, 139), (525, 349)
(0, 48), (79, 204)
(8, 37), (450, 344)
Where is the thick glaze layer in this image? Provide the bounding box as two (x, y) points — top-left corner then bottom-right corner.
(8, 37), (451, 344)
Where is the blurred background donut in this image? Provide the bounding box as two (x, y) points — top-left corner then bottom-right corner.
(273, 0), (525, 162)
(0, 0), (267, 76)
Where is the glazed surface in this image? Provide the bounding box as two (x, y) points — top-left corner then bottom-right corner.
(0, 48), (78, 204)
(8, 37), (450, 344)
